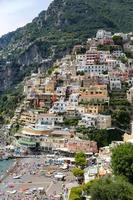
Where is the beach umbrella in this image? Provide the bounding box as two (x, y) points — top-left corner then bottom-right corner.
(8, 183), (15, 188)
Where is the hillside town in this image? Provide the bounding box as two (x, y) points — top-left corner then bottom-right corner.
(0, 29), (133, 199)
(10, 29), (133, 148)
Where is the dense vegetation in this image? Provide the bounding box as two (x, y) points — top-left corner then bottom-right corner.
(69, 176), (133, 200)
(1, 0), (133, 62)
(70, 144), (133, 199)
(0, 0), (133, 119)
(0, 84), (24, 124)
(76, 127), (124, 148)
(88, 177), (133, 200)
(112, 143), (133, 183)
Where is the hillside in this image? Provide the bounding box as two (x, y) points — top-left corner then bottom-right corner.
(0, 0), (133, 91)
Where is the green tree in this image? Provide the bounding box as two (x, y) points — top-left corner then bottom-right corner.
(111, 143), (133, 183)
(112, 35), (123, 46)
(76, 127), (124, 148)
(69, 186), (82, 200)
(72, 167), (84, 185)
(89, 176), (133, 200)
(48, 68), (53, 75)
(72, 167), (84, 177)
(76, 71), (85, 76)
(113, 110), (131, 129)
(64, 117), (79, 126)
(125, 51), (133, 59)
(120, 56), (128, 64)
(75, 152), (87, 169)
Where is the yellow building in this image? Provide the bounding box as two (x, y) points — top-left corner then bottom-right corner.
(22, 124), (53, 137)
(45, 80), (56, 93)
(123, 133), (133, 143)
(79, 85), (109, 103)
(86, 104), (104, 114)
(19, 111), (37, 125)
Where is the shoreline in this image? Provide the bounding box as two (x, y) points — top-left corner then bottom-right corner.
(0, 158), (21, 183)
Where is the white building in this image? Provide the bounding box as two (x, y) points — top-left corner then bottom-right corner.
(97, 115), (111, 129)
(37, 114), (63, 126)
(79, 114), (111, 129)
(96, 30), (112, 39)
(49, 100), (67, 113)
(79, 114), (97, 128)
(106, 59), (121, 70)
(56, 87), (67, 96)
(69, 93), (79, 107)
(77, 64), (108, 75)
(127, 78), (133, 87)
(112, 50), (125, 58)
(99, 51), (110, 63)
(127, 87), (133, 103)
(109, 77), (122, 90)
(119, 63), (127, 72)
(113, 33), (129, 42)
(98, 74), (109, 85)
(76, 54), (86, 66)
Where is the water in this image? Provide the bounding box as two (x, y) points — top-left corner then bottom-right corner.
(0, 159), (14, 176)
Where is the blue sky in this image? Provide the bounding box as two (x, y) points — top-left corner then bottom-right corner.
(0, 0), (53, 36)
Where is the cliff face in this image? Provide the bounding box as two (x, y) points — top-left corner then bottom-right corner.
(0, 0), (133, 91)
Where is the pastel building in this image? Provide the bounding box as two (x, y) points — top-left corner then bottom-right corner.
(96, 30), (112, 39)
(49, 99), (67, 113)
(86, 49), (100, 65)
(127, 87), (133, 103)
(45, 80), (56, 93)
(79, 85), (109, 103)
(86, 104), (104, 114)
(79, 114), (111, 129)
(37, 114), (63, 126)
(79, 114), (97, 127)
(97, 115), (111, 129)
(65, 140), (98, 154)
(69, 93), (79, 107)
(21, 123), (53, 138)
(77, 64), (108, 75)
(109, 77), (122, 90)
(20, 111), (37, 125)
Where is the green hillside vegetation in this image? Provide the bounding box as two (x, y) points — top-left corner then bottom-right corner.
(0, 0), (133, 121)
(0, 84), (24, 123)
(1, 0), (133, 62)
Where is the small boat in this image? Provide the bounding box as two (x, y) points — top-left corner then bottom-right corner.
(13, 175), (22, 179)
(7, 190), (17, 194)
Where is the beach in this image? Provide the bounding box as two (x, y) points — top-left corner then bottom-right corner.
(0, 156), (75, 200)
(0, 160), (14, 176)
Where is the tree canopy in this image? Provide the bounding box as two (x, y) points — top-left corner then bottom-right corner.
(70, 176), (133, 200)
(111, 143), (133, 183)
(89, 176), (133, 200)
(76, 127), (124, 148)
(75, 152), (87, 169)
(72, 167), (84, 177)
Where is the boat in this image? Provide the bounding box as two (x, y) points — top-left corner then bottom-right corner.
(7, 190), (17, 194)
(13, 175), (22, 179)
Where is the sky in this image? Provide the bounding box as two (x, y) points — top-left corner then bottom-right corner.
(0, 0), (53, 36)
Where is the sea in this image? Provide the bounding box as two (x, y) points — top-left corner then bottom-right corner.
(0, 159), (14, 176)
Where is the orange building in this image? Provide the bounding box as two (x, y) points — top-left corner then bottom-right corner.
(79, 85), (109, 103)
(45, 80), (56, 93)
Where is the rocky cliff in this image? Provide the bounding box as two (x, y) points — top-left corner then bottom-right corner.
(0, 0), (133, 91)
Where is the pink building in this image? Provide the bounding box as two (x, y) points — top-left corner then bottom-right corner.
(65, 140), (98, 154)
